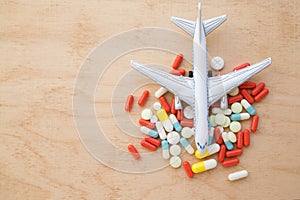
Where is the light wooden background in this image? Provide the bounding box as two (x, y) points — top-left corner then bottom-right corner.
(1, 0), (299, 199)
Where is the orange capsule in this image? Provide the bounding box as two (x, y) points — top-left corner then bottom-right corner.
(128, 144), (140, 160)
(222, 158), (239, 167)
(251, 82), (265, 96)
(243, 129), (250, 147)
(254, 88), (269, 102)
(236, 131), (244, 149)
(159, 96), (171, 113)
(240, 89), (254, 104)
(218, 144), (226, 162)
(171, 97), (177, 114)
(183, 161), (194, 178)
(178, 69), (186, 76)
(125, 95), (134, 112)
(214, 127), (223, 145)
(239, 81), (256, 89)
(228, 94), (243, 104)
(250, 115), (259, 132)
(140, 140), (157, 151)
(169, 69), (182, 76)
(233, 62), (250, 71)
(176, 109), (183, 121)
(139, 119), (155, 129)
(138, 90), (149, 106)
(145, 136), (161, 147)
(180, 119), (194, 128)
(172, 53), (183, 69)
(226, 149), (243, 157)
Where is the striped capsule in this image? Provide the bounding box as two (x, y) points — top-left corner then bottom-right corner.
(180, 138), (194, 154)
(161, 140), (170, 159)
(125, 95), (134, 112)
(195, 143), (220, 159)
(172, 53), (183, 69)
(156, 109), (173, 132)
(236, 131), (244, 149)
(218, 144), (226, 162)
(252, 82), (265, 96)
(243, 129), (250, 147)
(230, 113), (250, 121)
(241, 99), (256, 115)
(222, 132), (234, 150)
(233, 62), (250, 71)
(254, 88), (269, 102)
(140, 140), (156, 151)
(240, 89), (254, 104)
(183, 161), (194, 178)
(169, 114), (182, 132)
(226, 149), (243, 157)
(159, 96), (171, 113)
(128, 144), (140, 160)
(222, 158), (239, 167)
(250, 115), (259, 132)
(138, 90), (149, 106)
(140, 126), (158, 138)
(192, 159), (217, 173)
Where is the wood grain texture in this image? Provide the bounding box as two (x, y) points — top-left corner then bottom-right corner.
(0, 0), (299, 199)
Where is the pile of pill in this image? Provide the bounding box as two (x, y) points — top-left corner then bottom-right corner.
(125, 54), (269, 181)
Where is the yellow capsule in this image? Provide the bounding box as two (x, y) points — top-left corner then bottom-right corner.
(194, 144), (220, 159)
(191, 159), (217, 173)
(156, 109), (169, 122)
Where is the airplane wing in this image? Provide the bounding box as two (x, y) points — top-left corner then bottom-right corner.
(208, 58), (272, 105)
(130, 60), (194, 105)
(171, 14), (227, 37)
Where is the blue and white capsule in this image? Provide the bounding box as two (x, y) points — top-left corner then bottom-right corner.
(180, 138), (194, 154)
(222, 132), (234, 150)
(161, 140), (170, 159)
(241, 99), (256, 115)
(208, 127), (214, 145)
(140, 126), (158, 138)
(230, 113), (250, 121)
(169, 114), (182, 132)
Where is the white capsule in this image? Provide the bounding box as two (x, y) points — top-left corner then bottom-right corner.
(155, 121), (167, 140)
(169, 114), (182, 132)
(170, 144), (181, 156)
(228, 170), (248, 181)
(174, 95), (182, 110)
(183, 105), (194, 119)
(155, 87), (168, 98)
(141, 109), (152, 120)
(211, 56), (224, 70)
(167, 131), (180, 145)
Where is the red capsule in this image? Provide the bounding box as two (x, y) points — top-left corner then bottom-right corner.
(172, 53), (183, 69)
(145, 136), (161, 147)
(128, 144), (140, 159)
(178, 69), (186, 76)
(251, 82), (265, 96)
(159, 96), (171, 113)
(140, 140), (157, 151)
(176, 109), (183, 121)
(239, 81), (256, 89)
(254, 88), (269, 102)
(237, 131), (244, 149)
(169, 69), (182, 76)
(250, 115), (259, 132)
(125, 95), (134, 112)
(222, 158), (239, 167)
(138, 90), (149, 106)
(183, 161), (194, 178)
(228, 94), (243, 104)
(218, 144), (226, 162)
(139, 119), (155, 129)
(243, 129), (250, 147)
(171, 97), (177, 114)
(214, 127), (223, 145)
(233, 62), (250, 71)
(180, 119), (194, 128)
(226, 149), (243, 157)
(240, 89), (254, 104)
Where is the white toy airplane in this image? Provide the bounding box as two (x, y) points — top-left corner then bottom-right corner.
(131, 3), (271, 155)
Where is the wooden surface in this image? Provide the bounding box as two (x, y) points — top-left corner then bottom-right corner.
(1, 0), (299, 199)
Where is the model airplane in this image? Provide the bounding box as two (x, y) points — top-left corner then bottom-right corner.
(130, 3), (272, 155)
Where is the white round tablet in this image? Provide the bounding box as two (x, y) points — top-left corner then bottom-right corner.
(229, 87), (239, 96)
(223, 116), (231, 128)
(230, 121), (242, 133)
(215, 113), (226, 125)
(141, 109), (152, 120)
(231, 102), (243, 114)
(153, 102), (161, 111)
(167, 131), (180, 145)
(211, 56), (225, 71)
(183, 105), (194, 119)
(170, 145), (181, 156)
(181, 127), (194, 139)
(170, 156), (182, 168)
(227, 131), (237, 143)
(150, 115), (158, 123)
